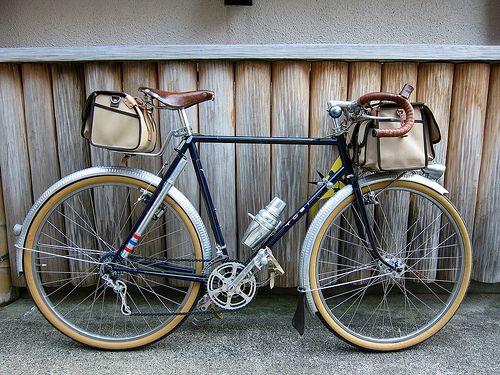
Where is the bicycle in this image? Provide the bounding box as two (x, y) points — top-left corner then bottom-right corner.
(14, 84), (471, 351)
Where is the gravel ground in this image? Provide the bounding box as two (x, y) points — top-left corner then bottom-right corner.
(0, 290), (499, 375)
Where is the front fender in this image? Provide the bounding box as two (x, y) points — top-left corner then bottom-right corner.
(298, 173), (448, 315)
(14, 167), (211, 275)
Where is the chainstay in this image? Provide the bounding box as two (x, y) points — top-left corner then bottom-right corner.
(129, 309), (240, 317)
(128, 255), (210, 263)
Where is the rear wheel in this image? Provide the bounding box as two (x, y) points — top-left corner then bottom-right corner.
(23, 175), (203, 349)
(309, 180), (471, 351)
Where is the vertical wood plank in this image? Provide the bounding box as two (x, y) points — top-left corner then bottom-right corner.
(0, 64), (32, 287)
(381, 62), (418, 94)
(52, 64), (90, 176)
(445, 64), (490, 232)
(83, 62), (123, 166)
(52, 63), (94, 283)
(22, 64), (61, 197)
(122, 62), (161, 174)
(158, 61), (200, 209)
(443, 63), (490, 282)
(348, 62), (382, 99)
(235, 61), (271, 266)
(341, 62), (382, 282)
(309, 61), (348, 193)
(83, 63), (128, 255)
(416, 63), (454, 176)
(412, 63), (455, 280)
(22, 63), (68, 283)
(198, 61), (237, 257)
(308, 62), (348, 283)
(380, 63), (418, 255)
(158, 62), (200, 286)
(122, 62), (164, 286)
(271, 61), (310, 287)
(472, 64), (500, 282)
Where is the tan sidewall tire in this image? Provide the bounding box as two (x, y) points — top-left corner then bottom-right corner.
(309, 181), (472, 351)
(23, 175), (203, 350)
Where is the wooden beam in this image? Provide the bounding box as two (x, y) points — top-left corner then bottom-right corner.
(1, 44), (499, 63)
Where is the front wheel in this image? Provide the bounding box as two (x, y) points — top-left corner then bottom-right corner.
(309, 180), (471, 351)
(23, 174), (204, 349)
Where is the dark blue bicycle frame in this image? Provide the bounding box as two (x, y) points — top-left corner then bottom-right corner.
(112, 132), (388, 282)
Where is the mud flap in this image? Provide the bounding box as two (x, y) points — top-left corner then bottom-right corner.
(292, 291), (306, 335)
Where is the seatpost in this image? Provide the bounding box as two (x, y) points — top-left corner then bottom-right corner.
(178, 109), (192, 136)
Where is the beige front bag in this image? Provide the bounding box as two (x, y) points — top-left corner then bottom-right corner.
(82, 91), (158, 153)
(348, 103), (441, 172)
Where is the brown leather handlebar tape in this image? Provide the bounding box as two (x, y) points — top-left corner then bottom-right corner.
(358, 92), (415, 137)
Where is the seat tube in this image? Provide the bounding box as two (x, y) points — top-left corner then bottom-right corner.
(178, 109), (193, 136)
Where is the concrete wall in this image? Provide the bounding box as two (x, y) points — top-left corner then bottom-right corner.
(0, 0), (498, 48)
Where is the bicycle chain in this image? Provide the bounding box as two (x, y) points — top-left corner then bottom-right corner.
(126, 257), (264, 317)
(129, 309), (238, 317)
(126, 255), (231, 317)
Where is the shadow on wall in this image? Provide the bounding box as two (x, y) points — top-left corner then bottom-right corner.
(488, 0), (500, 44)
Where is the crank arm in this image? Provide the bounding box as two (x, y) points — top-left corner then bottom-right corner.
(229, 248), (285, 291)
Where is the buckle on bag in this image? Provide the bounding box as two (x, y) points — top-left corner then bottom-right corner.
(110, 95), (121, 108)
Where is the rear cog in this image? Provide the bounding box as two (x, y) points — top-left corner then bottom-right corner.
(207, 261), (256, 310)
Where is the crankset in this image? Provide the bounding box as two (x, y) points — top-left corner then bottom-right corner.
(206, 261), (257, 310)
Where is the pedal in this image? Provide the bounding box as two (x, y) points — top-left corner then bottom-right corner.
(191, 294), (223, 326)
(267, 251), (285, 289)
(266, 252), (285, 276)
(209, 304), (223, 320)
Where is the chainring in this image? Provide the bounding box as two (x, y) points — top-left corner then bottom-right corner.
(206, 261), (257, 310)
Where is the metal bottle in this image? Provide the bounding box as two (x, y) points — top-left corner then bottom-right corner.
(241, 197), (286, 249)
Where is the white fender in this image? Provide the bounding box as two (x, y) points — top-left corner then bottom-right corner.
(14, 166), (211, 275)
(298, 173), (448, 315)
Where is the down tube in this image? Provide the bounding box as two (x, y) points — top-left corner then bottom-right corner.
(264, 166), (346, 249)
(187, 140), (227, 255)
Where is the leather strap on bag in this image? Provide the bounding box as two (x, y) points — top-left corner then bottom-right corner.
(358, 92), (415, 138)
(128, 96), (154, 143)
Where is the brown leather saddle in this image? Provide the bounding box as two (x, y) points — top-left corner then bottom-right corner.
(138, 87), (214, 109)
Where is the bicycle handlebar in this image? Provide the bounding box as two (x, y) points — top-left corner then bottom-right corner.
(358, 92), (415, 138)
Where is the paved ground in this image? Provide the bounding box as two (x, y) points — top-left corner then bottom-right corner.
(0, 289), (499, 375)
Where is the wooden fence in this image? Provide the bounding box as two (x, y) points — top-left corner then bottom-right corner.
(0, 58), (499, 287)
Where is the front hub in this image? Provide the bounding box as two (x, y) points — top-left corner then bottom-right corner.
(377, 255), (406, 278)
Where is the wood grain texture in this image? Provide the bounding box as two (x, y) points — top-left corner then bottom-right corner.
(122, 62), (164, 286)
(122, 62), (161, 174)
(342, 62), (382, 282)
(444, 64), (490, 282)
(158, 61), (200, 209)
(380, 63), (418, 254)
(381, 62), (418, 94)
(198, 61), (237, 257)
(271, 61), (310, 287)
(51, 64), (90, 176)
(52, 63), (94, 283)
(348, 62), (382, 98)
(416, 63), (454, 180)
(83, 62), (123, 166)
(22, 63), (68, 283)
(445, 64), (490, 233)
(379, 62), (440, 281)
(414, 64), (454, 280)
(1, 58), (499, 287)
(308, 61), (348, 199)
(83, 63), (129, 254)
(2, 44), (500, 63)
(307, 61), (346, 284)
(22, 64), (61, 197)
(472, 64), (500, 282)
(0, 64), (32, 286)
(235, 61), (271, 264)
